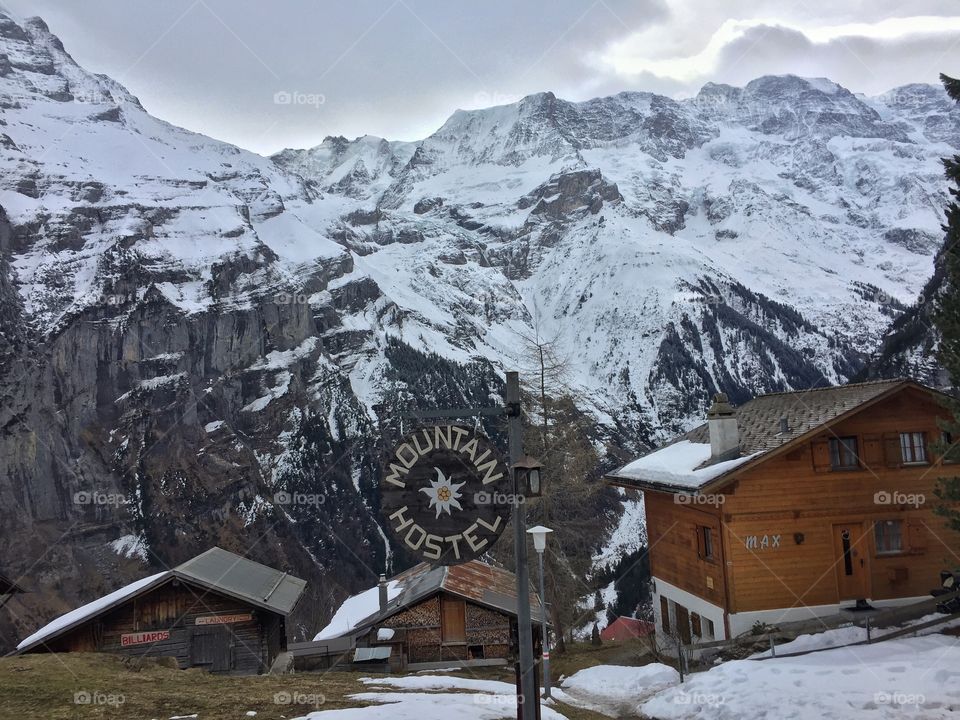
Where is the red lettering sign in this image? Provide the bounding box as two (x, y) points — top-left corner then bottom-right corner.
(120, 630), (170, 646)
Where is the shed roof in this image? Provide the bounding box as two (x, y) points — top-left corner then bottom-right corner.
(607, 379), (935, 493)
(17, 547), (306, 654)
(314, 560), (545, 641)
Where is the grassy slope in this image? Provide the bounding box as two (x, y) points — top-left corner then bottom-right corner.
(0, 643), (650, 720)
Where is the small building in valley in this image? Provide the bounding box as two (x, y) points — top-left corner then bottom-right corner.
(16, 547), (306, 674)
(600, 616), (655, 643)
(294, 560), (544, 672)
(607, 379), (960, 645)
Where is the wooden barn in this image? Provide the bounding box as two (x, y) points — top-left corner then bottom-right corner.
(295, 560), (544, 672)
(16, 547), (306, 674)
(607, 379), (960, 644)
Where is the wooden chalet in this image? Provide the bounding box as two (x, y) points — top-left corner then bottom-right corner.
(295, 560), (544, 672)
(607, 379), (960, 644)
(16, 547), (306, 674)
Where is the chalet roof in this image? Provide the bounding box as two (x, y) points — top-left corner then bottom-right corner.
(313, 560), (545, 641)
(608, 379), (932, 493)
(16, 547), (306, 654)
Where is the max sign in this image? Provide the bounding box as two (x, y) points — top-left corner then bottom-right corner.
(381, 425), (512, 565)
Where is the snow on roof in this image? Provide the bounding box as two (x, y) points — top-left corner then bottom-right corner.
(16, 571), (169, 651)
(613, 440), (758, 490)
(314, 580), (402, 641)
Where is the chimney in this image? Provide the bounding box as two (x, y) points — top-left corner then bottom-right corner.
(378, 574), (388, 612)
(779, 416), (790, 434)
(707, 393), (739, 460)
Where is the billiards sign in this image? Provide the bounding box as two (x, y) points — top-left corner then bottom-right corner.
(381, 425), (513, 565)
(120, 630), (170, 646)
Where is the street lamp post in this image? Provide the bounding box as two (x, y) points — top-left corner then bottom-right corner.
(527, 525), (553, 701)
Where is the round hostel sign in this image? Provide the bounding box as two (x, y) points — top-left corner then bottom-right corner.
(381, 425), (513, 565)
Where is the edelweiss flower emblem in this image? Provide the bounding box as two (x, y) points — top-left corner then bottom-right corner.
(420, 467), (466, 518)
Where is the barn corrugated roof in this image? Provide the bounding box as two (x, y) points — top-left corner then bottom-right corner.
(175, 547), (306, 615)
(608, 379), (932, 492)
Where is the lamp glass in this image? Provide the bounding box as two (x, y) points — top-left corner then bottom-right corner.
(527, 525), (553, 553)
(528, 468), (541, 496)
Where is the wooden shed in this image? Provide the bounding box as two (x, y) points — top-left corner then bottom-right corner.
(16, 547), (306, 674)
(297, 560), (544, 672)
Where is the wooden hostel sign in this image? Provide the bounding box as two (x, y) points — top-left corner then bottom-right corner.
(381, 425), (512, 565)
(121, 630), (170, 646)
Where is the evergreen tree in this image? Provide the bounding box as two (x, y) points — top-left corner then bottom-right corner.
(933, 73), (960, 533)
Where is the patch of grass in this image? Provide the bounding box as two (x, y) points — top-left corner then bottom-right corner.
(0, 653), (365, 720)
(549, 639), (655, 679)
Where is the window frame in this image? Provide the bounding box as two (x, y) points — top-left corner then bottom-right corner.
(829, 436), (860, 470)
(899, 431), (929, 465)
(874, 519), (904, 556)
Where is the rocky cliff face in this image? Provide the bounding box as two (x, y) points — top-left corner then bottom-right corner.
(0, 11), (956, 649)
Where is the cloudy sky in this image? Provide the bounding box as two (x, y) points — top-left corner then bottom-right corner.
(4, 0), (959, 154)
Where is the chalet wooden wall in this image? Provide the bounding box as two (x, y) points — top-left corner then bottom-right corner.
(41, 580), (282, 674)
(645, 490), (726, 608)
(719, 387), (960, 613)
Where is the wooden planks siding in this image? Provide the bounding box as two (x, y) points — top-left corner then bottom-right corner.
(41, 579), (283, 674)
(716, 387), (960, 613)
(645, 490), (727, 608)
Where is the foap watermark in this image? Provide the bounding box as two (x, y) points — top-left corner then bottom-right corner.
(675, 492), (725, 507)
(473, 90), (522, 107)
(273, 491), (326, 508)
(273, 90), (326, 109)
(74, 490), (129, 507)
(474, 490), (525, 507)
(74, 690), (125, 707)
(274, 691), (326, 707)
(874, 691), (925, 708)
(674, 691), (725, 707)
(275, 291), (313, 305)
(475, 694), (522, 706)
(874, 490), (925, 508)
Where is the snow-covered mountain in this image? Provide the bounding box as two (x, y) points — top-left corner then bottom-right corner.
(0, 10), (954, 646)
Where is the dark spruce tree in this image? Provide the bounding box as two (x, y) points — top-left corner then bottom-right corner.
(933, 73), (960, 533)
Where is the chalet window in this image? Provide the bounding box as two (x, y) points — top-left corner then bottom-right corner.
(829, 437), (859, 469)
(703, 617), (715, 640)
(660, 597), (670, 632)
(696, 526), (715, 560)
(943, 431), (958, 464)
(874, 520), (903, 555)
(899, 432), (928, 464)
(691, 612), (702, 638)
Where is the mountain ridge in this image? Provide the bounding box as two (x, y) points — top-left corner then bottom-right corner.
(0, 9), (954, 650)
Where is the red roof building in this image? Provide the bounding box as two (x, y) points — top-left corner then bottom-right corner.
(601, 616), (654, 642)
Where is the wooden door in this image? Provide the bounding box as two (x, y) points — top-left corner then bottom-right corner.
(832, 523), (870, 601)
(441, 597), (466, 643)
(190, 627), (232, 672)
